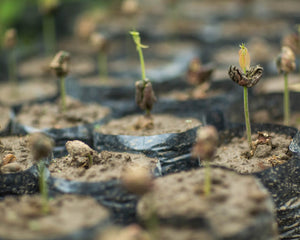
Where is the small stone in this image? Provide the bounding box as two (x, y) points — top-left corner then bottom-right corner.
(2, 154), (17, 166)
(66, 140), (94, 158)
(1, 162), (23, 173)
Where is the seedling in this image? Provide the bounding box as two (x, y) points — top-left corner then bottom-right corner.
(50, 50), (70, 112)
(130, 31), (156, 116)
(3, 28), (17, 90)
(38, 0), (59, 55)
(192, 125), (218, 196)
(276, 46), (296, 125)
(29, 133), (54, 214)
(228, 44), (263, 152)
(90, 32), (109, 81)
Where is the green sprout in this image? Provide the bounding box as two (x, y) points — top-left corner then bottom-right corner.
(192, 125), (218, 196)
(29, 133), (54, 214)
(130, 31), (156, 116)
(228, 44), (263, 153)
(276, 46), (296, 126)
(50, 50), (70, 112)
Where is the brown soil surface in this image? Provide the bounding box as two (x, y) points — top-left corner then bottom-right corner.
(0, 105), (11, 130)
(213, 132), (292, 173)
(0, 135), (35, 173)
(97, 114), (201, 136)
(0, 80), (57, 106)
(0, 194), (109, 240)
(16, 96), (110, 129)
(49, 146), (157, 182)
(138, 168), (277, 239)
(19, 55), (95, 78)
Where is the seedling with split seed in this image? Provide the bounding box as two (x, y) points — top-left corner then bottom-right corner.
(50, 50), (70, 112)
(192, 125), (218, 196)
(276, 46), (296, 126)
(29, 133), (54, 214)
(130, 31), (156, 116)
(228, 44), (263, 153)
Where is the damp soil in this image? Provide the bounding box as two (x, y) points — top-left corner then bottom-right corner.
(16, 96), (110, 129)
(0, 105), (11, 130)
(49, 149), (158, 182)
(138, 168), (277, 239)
(0, 80), (57, 106)
(19, 55), (96, 78)
(0, 194), (109, 240)
(96, 114), (201, 136)
(213, 132), (292, 174)
(0, 135), (34, 173)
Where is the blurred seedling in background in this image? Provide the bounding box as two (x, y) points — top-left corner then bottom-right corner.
(50, 50), (70, 112)
(192, 125), (218, 196)
(38, 0), (59, 55)
(228, 44), (263, 154)
(3, 28), (17, 94)
(187, 58), (215, 98)
(130, 31), (157, 129)
(29, 133), (54, 214)
(276, 46), (296, 126)
(90, 32), (109, 81)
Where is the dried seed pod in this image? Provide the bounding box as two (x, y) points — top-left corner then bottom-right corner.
(2, 154), (17, 166)
(192, 125), (218, 161)
(1, 162), (22, 173)
(39, 0), (59, 15)
(121, 165), (153, 196)
(276, 46), (296, 74)
(50, 51), (70, 77)
(121, 0), (139, 15)
(135, 80), (157, 113)
(282, 33), (300, 55)
(228, 65), (263, 88)
(90, 32), (109, 53)
(3, 28), (17, 49)
(29, 133), (54, 161)
(187, 58), (214, 85)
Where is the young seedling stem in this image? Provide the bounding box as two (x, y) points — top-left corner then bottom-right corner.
(60, 76), (66, 112)
(130, 31), (148, 83)
(38, 161), (49, 214)
(204, 160), (211, 196)
(8, 49), (17, 89)
(239, 44), (252, 151)
(43, 13), (56, 55)
(283, 73), (290, 125)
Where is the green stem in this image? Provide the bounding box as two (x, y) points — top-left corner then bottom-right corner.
(98, 51), (108, 81)
(38, 161), (49, 214)
(60, 76), (66, 112)
(244, 86), (252, 150)
(137, 44), (146, 83)
(284, 72), (290, 125)
(88, 154), (93, 168)
(43, 13), (56, 55)
(204, 161), (211, 196)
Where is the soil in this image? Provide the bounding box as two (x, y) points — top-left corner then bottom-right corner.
(79, 75), (133, 87)
(137, 168), (277, 239)
(49, 142), (158, 182)
(0, 80), (57, 106)
(19, 55), (96, 78)
(96, 114), (201, 136)
(0, 194), (109, 240)
(16, 96), (110, 129)
(213, 132), (292, 174)
(0, 135), (35, 173)
(0, 105), (11, 130)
